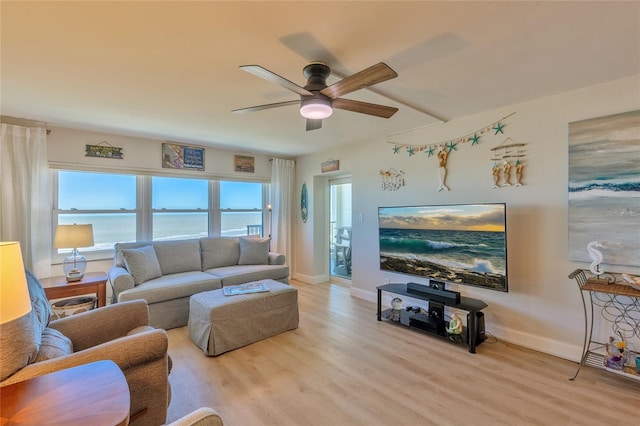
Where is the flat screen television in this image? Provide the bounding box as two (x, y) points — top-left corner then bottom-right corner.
(378, 203), (508, 292)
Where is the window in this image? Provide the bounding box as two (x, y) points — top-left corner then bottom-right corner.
(152, 177), (208, 241)
(54, 171), (268, 259)
(220, 181), (264, 237)
(56, 171), (136, 254)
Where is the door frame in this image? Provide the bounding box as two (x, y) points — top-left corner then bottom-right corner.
(328, 176), (352, 285)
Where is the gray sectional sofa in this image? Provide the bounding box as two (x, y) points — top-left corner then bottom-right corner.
(108, 236), (289, 329)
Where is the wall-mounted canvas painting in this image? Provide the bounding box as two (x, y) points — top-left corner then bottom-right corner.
(568, 110), (640, 267)
(162, 143), (205, 171)
(234, 155), (255, 173)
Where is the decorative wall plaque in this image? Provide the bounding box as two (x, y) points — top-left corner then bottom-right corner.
(85, 141), (123, 159)
(321, 159), (339, 173)
(234, 155), (255, 173)
(162, 142), (205, 171)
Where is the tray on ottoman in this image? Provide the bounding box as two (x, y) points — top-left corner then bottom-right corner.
(188, 279), (299, 356)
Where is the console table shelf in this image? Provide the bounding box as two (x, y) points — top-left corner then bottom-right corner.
(568, 269), (640, 381)
(377, 283), (488, 353)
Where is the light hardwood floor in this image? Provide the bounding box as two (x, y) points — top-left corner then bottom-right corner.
(166, 280), (639, 425)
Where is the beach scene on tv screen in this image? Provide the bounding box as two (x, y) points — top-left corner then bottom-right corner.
(378, 204), (507, 291)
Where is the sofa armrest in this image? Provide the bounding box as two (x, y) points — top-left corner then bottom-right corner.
(268, 252), (285, 265)
(109, 265), (135, 298)
(1, 328), (168, 386)
(48, 300), (149, 351)
(167, 407), (224, 426)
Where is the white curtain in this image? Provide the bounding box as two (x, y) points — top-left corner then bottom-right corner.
(0, 124), (51, 276)
(270, 158), (295, 264)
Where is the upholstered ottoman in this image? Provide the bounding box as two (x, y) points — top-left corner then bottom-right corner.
(188, 279), (299, 356)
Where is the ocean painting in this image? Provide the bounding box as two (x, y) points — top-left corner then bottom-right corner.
(568, 110), (640, 267)
(378, 204), (508, 291)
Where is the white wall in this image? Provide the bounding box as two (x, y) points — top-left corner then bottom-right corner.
(46, 126), (273, 278)
(293, 75), (640, 361)
(47, 126), (272, 180)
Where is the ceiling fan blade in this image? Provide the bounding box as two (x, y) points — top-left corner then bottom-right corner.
(332, 98), (398, 118)
(306, 119), (322, 131)
(232, 100), (300, 114)
(320, 62), (398, 99)
(240, 65), (312, 97)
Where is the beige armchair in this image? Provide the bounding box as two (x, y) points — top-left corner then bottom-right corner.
(167, 407), (224, 426)
(0, 271), (171, 425)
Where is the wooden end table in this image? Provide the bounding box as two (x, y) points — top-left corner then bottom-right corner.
(40, 271), (109, 307)
(0, 360), (130, 425)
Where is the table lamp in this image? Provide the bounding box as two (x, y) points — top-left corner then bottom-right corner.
(53, 224), (94, 282)
(0, 242), (32, 324)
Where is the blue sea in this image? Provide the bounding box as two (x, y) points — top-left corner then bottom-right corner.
(379, 228), (507, 276)
(59, 212), (263, 251)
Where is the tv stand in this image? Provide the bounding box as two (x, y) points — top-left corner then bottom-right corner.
(377, 283), (488, 353)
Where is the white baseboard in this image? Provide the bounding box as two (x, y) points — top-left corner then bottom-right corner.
(489, 325), (582, 363)
(350, 286), (377, 302)
(292, 272), (328, 284)
(350, 286), (582, 363)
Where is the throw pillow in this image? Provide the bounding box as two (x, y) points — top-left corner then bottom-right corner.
(238, 236), (270, 265)
(25, 270), (53, 329)
(153, 240), (201, 275)
(200, 237), (240, 270)
(121, 245), (162, 285)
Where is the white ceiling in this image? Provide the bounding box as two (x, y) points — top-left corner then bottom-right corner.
(2, 1), (639, 156)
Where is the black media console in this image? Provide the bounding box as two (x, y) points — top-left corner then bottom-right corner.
(377, 283), (488, 353)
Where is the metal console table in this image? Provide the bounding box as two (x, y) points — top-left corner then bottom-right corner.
(568, 269), (640, 381)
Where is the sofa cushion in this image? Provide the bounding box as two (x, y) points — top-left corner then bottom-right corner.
(238, 237), (270, 265)
(153, 240), (202, 275)
(34, 327), (73, 363)
(118, 271), (222, 305)
(200, 237), (240, 269)
(127, 325), (155, 336)
(122, 245), (162, 285)
(206, 264), (289, 287)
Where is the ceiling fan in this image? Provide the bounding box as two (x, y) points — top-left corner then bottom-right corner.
(232, 62), (399, 131)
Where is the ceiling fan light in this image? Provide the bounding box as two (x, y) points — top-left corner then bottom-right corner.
(300, 97), (333, 119)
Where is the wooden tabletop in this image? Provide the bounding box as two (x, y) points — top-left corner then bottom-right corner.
(583, 278), (640, 297)
(40, 271), (109, 307)
(1, 360), (130, 426)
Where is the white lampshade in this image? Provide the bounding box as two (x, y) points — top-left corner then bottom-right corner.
(300, 97), (333, 119)
(53, 224), (94, 249)
(0, 242), (32, 324)
(54, 224), (94, 282)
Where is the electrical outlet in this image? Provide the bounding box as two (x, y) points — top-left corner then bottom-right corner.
(384, 278), (391, 284)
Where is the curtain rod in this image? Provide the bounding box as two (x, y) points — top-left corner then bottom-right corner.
(0, 115), (51, 134)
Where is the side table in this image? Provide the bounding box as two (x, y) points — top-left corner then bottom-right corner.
(40, 271), (109, 307)
(0, 360), (130, 425)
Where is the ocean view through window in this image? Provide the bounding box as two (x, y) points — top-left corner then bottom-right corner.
(56, 171), (267, 255)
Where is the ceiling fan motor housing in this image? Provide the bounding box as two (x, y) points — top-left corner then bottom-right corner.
(300, 62), (333, 119)
(302, 62), (331, 91)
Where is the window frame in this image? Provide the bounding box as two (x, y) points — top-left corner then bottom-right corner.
(151, 176), (211, 241)
(52, 170), (269, 262)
